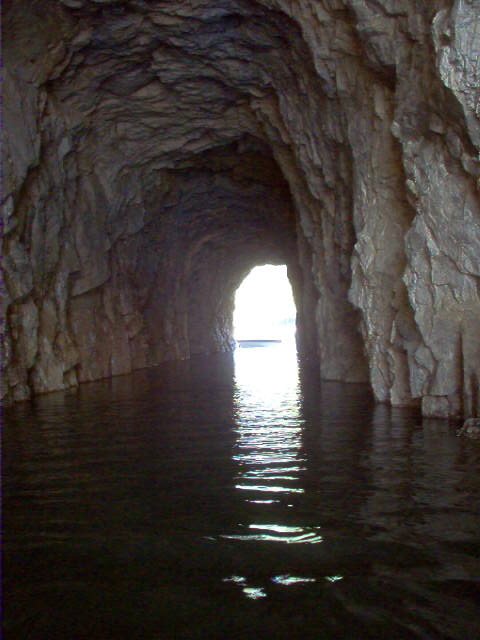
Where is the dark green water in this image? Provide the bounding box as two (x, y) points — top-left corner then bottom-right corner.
(3, 345), (480, 639)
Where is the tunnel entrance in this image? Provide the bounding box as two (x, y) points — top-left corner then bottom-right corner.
(233, 265), (296, 343)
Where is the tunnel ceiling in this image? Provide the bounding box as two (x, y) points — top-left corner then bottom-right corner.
(3, 0), (480, 418)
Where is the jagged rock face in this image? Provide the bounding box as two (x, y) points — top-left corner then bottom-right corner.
(3, 0), (480, 418)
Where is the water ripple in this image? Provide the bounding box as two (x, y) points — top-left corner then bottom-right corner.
(3, 345), (480, 639)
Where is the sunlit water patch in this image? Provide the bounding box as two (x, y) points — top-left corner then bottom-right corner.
(272, 575), (317, 585)
(3, 344), (480, 639)
(233, 344), (305, 500)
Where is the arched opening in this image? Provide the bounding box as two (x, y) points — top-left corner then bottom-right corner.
(233, 265), (297, 344)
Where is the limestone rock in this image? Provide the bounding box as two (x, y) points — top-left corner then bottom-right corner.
(457, 418), (480, 440)
(3, 0), (479, 418)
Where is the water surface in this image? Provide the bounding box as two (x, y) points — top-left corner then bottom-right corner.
(3, 344), (480, 639)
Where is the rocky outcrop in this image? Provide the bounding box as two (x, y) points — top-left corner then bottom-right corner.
(457, 418), (480, 440)
(3, 0), (479, 418)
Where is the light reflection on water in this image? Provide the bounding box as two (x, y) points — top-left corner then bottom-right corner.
(233, 343), (305, 496)
(272, 575), (317, 585)
(3, 344), (480, 639)
(226, 345), (318, 549)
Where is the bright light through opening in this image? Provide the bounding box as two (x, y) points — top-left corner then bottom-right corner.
(233, 265), (296, 341)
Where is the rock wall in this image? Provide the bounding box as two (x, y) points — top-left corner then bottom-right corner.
(3, 0), (479, 417)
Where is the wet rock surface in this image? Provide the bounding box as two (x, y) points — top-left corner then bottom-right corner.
(457, 418), (480, 440)
(3, 0), (480, 417)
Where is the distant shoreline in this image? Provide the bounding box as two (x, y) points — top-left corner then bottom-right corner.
(236, 339), (282, 348)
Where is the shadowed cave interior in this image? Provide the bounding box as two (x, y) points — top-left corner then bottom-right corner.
(3, 4), (480, 637)
(3, 0), (480, 418)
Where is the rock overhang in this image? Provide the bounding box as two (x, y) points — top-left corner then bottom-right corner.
(3, 0), (480, 418)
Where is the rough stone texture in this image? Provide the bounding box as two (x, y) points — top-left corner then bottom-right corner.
(2, 0), (479, 417)
(457, 418), (480, 440)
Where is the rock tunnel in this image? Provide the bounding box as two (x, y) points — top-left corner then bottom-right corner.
(3, 0), (480, 418)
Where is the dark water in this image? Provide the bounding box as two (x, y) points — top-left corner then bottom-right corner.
(3, 344), (480, 639)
